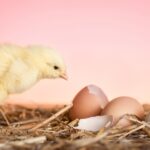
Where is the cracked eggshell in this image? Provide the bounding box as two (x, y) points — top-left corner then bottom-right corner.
(74, 115), (113, 132)
(101, 96), (145, 127)
(69, 84), (109, 120)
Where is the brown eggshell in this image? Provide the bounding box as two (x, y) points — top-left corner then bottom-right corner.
(101, 96), (145, 127)
(69, 84), (109, 120)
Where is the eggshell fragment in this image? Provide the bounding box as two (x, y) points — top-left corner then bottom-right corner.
(101, 96), (145, 127)
(69, 84), (109, 120)
(74, 115), (113, 132)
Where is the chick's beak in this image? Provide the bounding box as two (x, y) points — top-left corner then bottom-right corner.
(60, 73), (68, 80)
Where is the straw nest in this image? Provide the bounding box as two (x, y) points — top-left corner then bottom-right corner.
(0, 104), (149, 150)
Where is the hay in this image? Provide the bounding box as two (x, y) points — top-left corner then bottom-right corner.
(0, 104), (149, 150)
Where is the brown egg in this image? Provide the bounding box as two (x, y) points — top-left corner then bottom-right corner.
(69, 84), (109, 120)
(101, 96), (145, 127)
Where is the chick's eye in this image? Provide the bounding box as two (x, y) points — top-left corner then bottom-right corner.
(54, 66), (59, 70)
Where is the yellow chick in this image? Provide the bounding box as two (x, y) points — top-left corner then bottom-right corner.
(0, 43), (67, 103)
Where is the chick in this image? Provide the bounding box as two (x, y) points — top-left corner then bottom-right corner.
(0, 43), (67, 103)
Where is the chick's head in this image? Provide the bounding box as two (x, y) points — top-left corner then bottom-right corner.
(45, 50), (67, 80)
(28, 45), (67, 80)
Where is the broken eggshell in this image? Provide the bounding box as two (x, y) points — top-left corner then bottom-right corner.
(74, 115), (113, 132)
(69, 84), (109, 120)
(101, 96), (145, 127)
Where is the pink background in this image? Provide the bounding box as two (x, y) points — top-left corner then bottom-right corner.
(0, 0), (150, 106)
